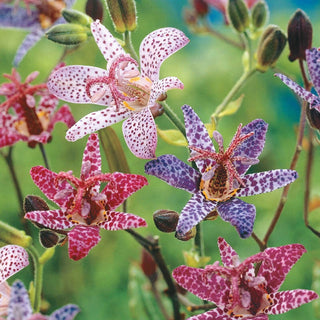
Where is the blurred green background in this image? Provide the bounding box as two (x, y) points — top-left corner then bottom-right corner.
(1, 0), (320, 319)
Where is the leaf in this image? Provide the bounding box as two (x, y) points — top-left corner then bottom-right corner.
(204, 122), (216, 138)
(157, 127), (187, 146)
(309, 196), (320, 213)
(99, 127), (130, 173)
(312, 260), (320, 318)
(183, 250), (211, 268)
(216, 94), (244, 118)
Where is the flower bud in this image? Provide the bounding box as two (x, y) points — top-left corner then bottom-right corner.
(46, 23), (91, 45)
(307, 107), (320, 131)
(62, 9), (93, 27)
(105, 0), (137, 33)
(153, 209), (179, 233)
(175, 227), (196, 241)
(24, 195), (49, 213)
(150, 103), (164, 118)
(204, 210), (218, 221)
(227, 0), (250, 33)
(39, 230), (60, 248)
(141, 248), (157, 282)
(287, 9), (313, 62)
(193, 0), (209, 16)
(85, 0), (104, 21)
(256, 24), (287, 72)
(0, 221), (32, 248)
(251, 1), (268, 30)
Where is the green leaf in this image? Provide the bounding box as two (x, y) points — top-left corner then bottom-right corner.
(99, 127), (130, 173)
(312, 260), (320, 318)
(217, 94), (244, 118)
(183, 249), (211, 268)
(157, 127), (188, 146)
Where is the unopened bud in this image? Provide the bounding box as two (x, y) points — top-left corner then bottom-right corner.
(46, 23), (90, 45)
(175, 227), (196, 241)
(24, 195), (49, 213)
(39, 230), (60, 248)
(62, 9), (93, 27)
(150, 103), (164, 118)
(251, 1), (268, 30)
(204, 210), (219, 221)
(193, 0), (209, 16)
(105, 0), (137, 33)
(141, 248), (157, 282)
(153, 209), (179, 233)
(307, 107), (320, 131)
(227, 0), (250, 33)
(0, 221), (32, 248)
(287, 9), (313, 62)
(85, 0), (104, 21)
(256, 24), (287, 72)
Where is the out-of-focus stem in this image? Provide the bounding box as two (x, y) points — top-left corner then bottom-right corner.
(39, 143), (50, 170)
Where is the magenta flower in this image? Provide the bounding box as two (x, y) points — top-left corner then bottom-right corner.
(0, 67), (75, 148)
(145, 105), (297, 238)
(276, 48), (320, 113)
(47, 20), (189, 159)
(173, 237), (318, 320)
(25, 133), (148, 260)
(0, 280), (79, 320)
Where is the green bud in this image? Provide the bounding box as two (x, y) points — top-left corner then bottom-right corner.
(62, 9), (93, 27)
(227, 0), (250, 33)
(46, 23), (91, 45)
(251, 1), (268, 30)
(0, 221), (32, 248)
(105, 0), (137, 33)
(256, 24), (287, 72)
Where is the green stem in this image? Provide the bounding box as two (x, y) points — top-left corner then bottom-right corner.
(161, 101), (186, 138)
(123, 31), (139, 61)
(39, 143), (50, 170)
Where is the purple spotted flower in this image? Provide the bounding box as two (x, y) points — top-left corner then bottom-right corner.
(173, 237), (318, 320)
(145, 105), (297, 238)
(276, 48), (320, 112)
(47, 20), (189, 159)
(0, 0), (74, 66)
(0, 280), (79, 320)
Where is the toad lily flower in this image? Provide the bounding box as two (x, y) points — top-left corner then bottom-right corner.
(47, 20), (189, 159)
(275, 48), (320, 113)
(0, 67), (75, 148)
(0, 280), (79, 320)
(0, 0), (75, 66)
(25, 133), (148, 260)
(173, 237), (319, 320)
(145, 105), (297, 238)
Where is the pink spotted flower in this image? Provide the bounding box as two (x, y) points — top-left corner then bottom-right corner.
(173, 237), (318, 320)
(0, 67), (75, 148)
(47, 20), (189, 159)
(25, 133), (148, 260)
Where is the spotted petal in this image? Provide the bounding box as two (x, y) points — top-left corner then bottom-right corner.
(0, 6), (39, 30)
(102, 172), (148, 210)
(217, 237), (239, 268)
(145, 154), (201, 193)
(49, 304), (80, 320)
(25, 209), (74, 230)
(139, 27), (189, 82)
(68, 225), (101, 260)
(306, 48), (320, 95)
(236, 169), (298, 197)
(48, 65), (113, 106)
(267, 290), (319, 315)
(99, 211), (147, 231)
(232, 119), (268, 175)
(66, 107), (132, 142)
(275, 73), (320, 112)
(172, 266), (229, 309)
(176, 192), (217, 237)
(91, 20), (126, 63)
(217, 198), (255, 238)
(0, 246), (29, 283)
(47, 105), (75, 132)
(187, 309), (268, 320)
(258, 244), (306, 292)
(122, 108), (157, 159)
(182, 105), (216, 173)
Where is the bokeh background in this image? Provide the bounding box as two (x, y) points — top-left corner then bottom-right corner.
(1, 0), (320, 319)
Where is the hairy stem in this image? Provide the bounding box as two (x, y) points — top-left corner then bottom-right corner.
(162, 101), (186, 138)
(123, 31), (139, 61)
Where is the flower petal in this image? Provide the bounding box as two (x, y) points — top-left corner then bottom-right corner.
(145, 154), (201, 193)
(275, 73), (320, 112)
(217, 198), (255, 238)
(30, 166), (74, 209)
(0, 6), (39, 30)
(68, 225), (101, 260)
(0, 246), (29, 283)
(176, 192), (217, 237)
(236, 169), (298, 197)
(47, 105), (75, 132)
(122, 108), (157, 159)
(99, 211), (147, 230)
(102, 172), (148, 210)
(66, 107), (132, 142)
(186, 309), (230, 320)
(7, 280), (32, 320)
(258, 244), (306, 292)
(25, 209), (74, 230)
(49, 304), (80, 320)
(182, 105), (216, 173)
(306, 48), (320, 95)
(139, 27), (189, 82)
(232, 119), (268, 175)
(217, 237), (239, 268)
(172, 266), (229, 309)
(267, 290), (319, 315)
(91, 20), (126, 63)
(149, 77), (184, 106)
(48, 65), (113, 105)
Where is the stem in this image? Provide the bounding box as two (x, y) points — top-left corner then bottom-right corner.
(125, 229), (181, 320)
(188, 303), (216, 312)
(251, 232), (264, 252)
(161, 101), (186, 138)
(194, 223), (204, 259)
(242, 31), (253, 70)
(123, 31), (139, 62)
(150, 281), (171, 320)
(39, 143), (50, 170)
